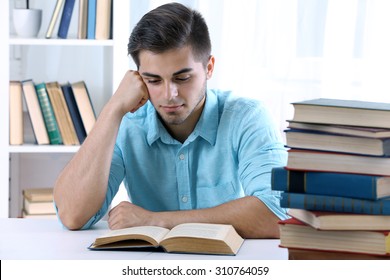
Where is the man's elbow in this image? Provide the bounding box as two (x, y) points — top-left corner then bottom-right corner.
(56, 208), (87, 231)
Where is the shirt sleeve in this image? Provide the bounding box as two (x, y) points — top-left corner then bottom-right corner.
(235, 101), (289, 220)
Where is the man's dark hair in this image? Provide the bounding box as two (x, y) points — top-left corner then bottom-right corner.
(128, 2), (211, 68)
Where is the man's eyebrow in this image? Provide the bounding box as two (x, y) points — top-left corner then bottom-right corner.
(141, 68), (193, 78)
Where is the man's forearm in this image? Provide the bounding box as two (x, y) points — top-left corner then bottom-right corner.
(54, 102), (123, 230)
(152, 196), (281, 238)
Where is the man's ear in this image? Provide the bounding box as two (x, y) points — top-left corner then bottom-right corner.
(206, 55), (215, 79)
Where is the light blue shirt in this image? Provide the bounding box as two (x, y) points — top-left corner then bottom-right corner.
(82, 89), (288, 229)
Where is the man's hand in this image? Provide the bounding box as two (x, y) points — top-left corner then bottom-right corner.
(108, 201), (155, 230)
(111, 70), (149, 116)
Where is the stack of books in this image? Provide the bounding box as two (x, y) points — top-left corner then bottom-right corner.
(272, 98), (390, 259)
(9, 80), (96, 146)
(22, 188), (56, 219)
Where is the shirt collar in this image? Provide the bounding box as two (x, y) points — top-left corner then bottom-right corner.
(146, 89), (218, 146)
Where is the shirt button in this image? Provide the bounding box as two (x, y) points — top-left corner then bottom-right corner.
(181, 196), (188, 203)
(179, 153), (185, 160)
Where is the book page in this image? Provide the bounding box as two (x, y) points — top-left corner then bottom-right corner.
(164, 223), (230, 241)
(95, 226), (170, 246)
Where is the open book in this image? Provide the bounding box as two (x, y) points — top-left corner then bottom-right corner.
(89, 223), (244, 255)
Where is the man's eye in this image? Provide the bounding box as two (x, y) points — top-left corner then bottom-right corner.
(147, 79), (161, 84)
(175, 76), (190, 82)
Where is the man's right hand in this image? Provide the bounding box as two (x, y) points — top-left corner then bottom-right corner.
(111, 70), (149, 116)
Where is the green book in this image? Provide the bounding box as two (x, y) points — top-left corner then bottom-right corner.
(35, 83), (63, 145)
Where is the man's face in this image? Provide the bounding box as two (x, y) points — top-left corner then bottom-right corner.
(138, 46), (214, 127)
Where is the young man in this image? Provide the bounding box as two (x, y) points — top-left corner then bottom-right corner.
(54, 3), (288, 238)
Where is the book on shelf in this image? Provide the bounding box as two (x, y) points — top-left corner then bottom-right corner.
(95, 0), (112, 40)
(288, 208), (390, 231)
(87, 0), (97, 39)
(35, 83), (63, 145)
(287, 121), (390, 138)
(279, 218), (390, 256)
(22, 188), (55, 215)
(291, 98), (390, 128)
(89, 223), (244, 255)
(280, 192), (390, 215)
(288, 248), (390, 260)
(285, 129), (390, 156)
(286, 149), (390, 176)
(9, 81), (23, 145)
(23, 199), (56, 215)
(77, 0), (88, 39)
(21, 80), (50, 145)
(57, 0), (76, 39)
(23, 188), (54, 202)
(271, 167), (390, 200)
(46, 0), (65, 39)
(71, 81), (96, 134)
(46, 82), (79, 145)
(62, 83), (87, 143)
(22, 211), (57, 219)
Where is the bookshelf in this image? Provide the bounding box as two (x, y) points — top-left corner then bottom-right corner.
(0, 0), (131, 218)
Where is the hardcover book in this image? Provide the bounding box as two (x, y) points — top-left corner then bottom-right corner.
(87, 0), (97, 39)
(286, 149), (390, 176)
(288, 208), (390, 231)
(291, 98), (390, 128)
(288, 248), (390, 260)
(35, 83), (63, 145)
(77, 0), (88, 39)
(57, 0), (76, 39)
(71, 81), (96, 135)
(9, 81), (23, 145)
(62, 83), (87, 143)
(89, 223), (244, 255)
(287, 121), (390, 138)
(285, 129), (390, 156)
(95, 0), (112, 40)
(46, 0), (65, 38)
(21, 80), (50, 145)
(280, 192), (390, 215)
(279, 218), (390, 256)
(271, 167), (390, 200)
(46, 82), (79, 145)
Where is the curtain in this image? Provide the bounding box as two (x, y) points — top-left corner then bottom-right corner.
(129, 0), (390, 134)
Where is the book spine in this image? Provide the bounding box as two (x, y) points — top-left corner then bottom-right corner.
(95, 0), (112, 40)
(21, 80), (50, 145)
(87, 0), (97, 39)
(272, 167), (380, 200)
(35, 83), (63, 145)
(58, 0), (76, 39)
(77, 0), (88, 39)
(45, 0), (65, 38)
(9, 81), (24, 145)
(71, 81), (96, 134)
(62, 84), (87, 144)
(280, 192), (390, 215)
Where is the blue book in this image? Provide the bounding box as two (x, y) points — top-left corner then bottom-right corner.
(58, 0), (76, 38)
(272, 167), (390, 200)
(87, 0), (97, 39)
(62, 84), (87, 144)
(280, 192), (390, 215)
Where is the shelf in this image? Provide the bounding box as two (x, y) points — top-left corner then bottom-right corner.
(9, 37), (114, 47)
(8, 145), (80, 153)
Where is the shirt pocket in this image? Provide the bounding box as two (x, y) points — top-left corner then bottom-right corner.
(196, 181), (240, 209)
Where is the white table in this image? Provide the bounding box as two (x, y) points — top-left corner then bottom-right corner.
(0, 218), (288, 260)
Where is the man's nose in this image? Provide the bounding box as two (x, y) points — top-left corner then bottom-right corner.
(164, 82), (178, 100)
